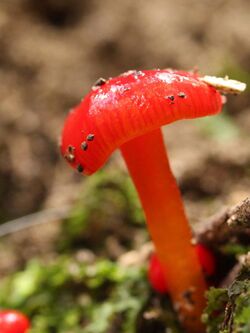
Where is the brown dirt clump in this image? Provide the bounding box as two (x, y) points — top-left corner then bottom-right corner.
(0, 0), (249, 267)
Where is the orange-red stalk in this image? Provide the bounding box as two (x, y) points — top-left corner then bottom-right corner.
(121, 129), (207, 333)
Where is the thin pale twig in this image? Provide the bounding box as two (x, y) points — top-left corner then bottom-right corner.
(0, 206), (71, 238)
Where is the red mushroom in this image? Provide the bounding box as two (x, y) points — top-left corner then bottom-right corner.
(0, 310), (30, 333)
(149, 244), (216, 294)
(61, 69), (223, 332)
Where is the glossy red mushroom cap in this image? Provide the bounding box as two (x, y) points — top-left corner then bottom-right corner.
(61, 69), (222, 175)
(0, 310), (30, 333)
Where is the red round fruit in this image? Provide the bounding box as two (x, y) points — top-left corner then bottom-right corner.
(196, 243), (216, 277)
(148, 254), (169, 293)
(0, 310), (30, 333)
(148, 244), (216, 294)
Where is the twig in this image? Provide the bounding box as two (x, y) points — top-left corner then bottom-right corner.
(227, 198), (250, 228)
(195, 198), (250, 248)
(220, 252), (250, 287)
(195, 208), (230, 246)
(0, 206), (71, 238)
(0, 198), (249, 246)
(200, 75), (246, 94)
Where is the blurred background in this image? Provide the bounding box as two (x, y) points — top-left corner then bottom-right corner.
(0, 1), (249, 331)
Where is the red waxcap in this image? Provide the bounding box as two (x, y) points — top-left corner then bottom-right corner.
(61, 69), (222, 175)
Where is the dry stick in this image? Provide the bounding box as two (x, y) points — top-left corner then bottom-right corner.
(119, 199), (250, 293)
(119, 198), (250, 270)
(200, 76), (246, 94)
(0, 198), (248, 288)
(0, 206), (71, 238)
(0, 195), (248, 243)
(195, 198), (250, 287)
(195, 197), (250, 247)
(227, 198), (250, 228)
(219, 262), (242, 288)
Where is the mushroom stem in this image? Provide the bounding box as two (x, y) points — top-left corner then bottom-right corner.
(121, 128), (206, 333)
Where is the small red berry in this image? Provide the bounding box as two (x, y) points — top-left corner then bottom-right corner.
(196, 243), (216, 277)
(0, 310), (30, 333)
(148, 253), (169, 293)
(148, 244), (216, 294)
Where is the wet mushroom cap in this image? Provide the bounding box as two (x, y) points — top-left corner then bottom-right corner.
(61, 69), (222, 175)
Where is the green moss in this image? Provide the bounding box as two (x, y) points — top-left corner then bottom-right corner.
(220, 244), (250, 256)
(0, 256), (149, 333)
(204, 262), (250, 333)
(60, 169), (144, 250)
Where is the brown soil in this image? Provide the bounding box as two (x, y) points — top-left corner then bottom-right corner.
(0, 0), (250, 273)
